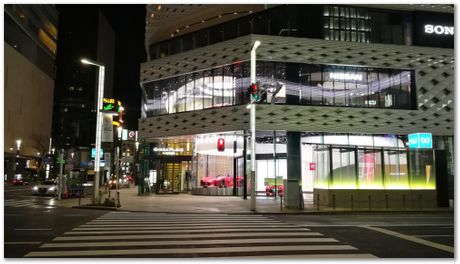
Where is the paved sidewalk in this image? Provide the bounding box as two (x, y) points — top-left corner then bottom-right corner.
(54, 186), (452, 214)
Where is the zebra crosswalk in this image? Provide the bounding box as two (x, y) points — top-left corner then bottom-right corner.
(4, 199), (55, 209)
(25, 212), (376, 258)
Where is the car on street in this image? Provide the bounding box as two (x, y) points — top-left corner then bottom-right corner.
(107, 177), (130, 189)
(32, 180), (57, 196)
(12, 177), (29, 186)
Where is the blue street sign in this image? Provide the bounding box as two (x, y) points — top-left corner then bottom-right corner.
(408, 133), (433, 149)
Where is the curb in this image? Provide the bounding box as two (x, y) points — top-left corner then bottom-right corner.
(70, 206), (453, 215)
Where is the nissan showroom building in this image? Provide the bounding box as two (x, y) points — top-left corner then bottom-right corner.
(137, 4), (454, 209)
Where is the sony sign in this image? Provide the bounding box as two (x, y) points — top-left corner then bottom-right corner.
(424, 24), (454, 35)
(329, 72), (363, 81)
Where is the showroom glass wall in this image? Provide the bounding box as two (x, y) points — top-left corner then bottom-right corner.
(141, 61), (415, 117)
(303, 134), (436, 190)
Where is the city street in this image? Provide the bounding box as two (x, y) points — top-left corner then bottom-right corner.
(4, 186), (454, 258)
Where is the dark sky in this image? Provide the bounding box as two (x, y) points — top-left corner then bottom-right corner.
(100, 5), (146, 130)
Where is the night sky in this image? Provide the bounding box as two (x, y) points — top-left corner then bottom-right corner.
(100, 5), (146, 130)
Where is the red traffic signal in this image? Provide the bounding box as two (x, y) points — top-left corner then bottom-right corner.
(217, 138), (225, 152)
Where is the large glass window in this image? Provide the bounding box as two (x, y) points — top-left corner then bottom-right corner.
(324, 5), (370, 43)
(142, 61), (415, 117)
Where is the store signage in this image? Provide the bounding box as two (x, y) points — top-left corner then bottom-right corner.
(329, 72), (363, 81)
(102, 98), (122, 113)
(408, 133), (433, 149)
(217, 138), (225, 152)
(153, 147), (184, 154)
(91, 148), (104, 158)
(309, 163), (316, 171)
(424, 24), (454, 35)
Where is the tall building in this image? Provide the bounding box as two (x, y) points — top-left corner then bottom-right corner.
(4, 4), (58, 182)
(138, 5), (454, 208)
(51, 5), (115, 173)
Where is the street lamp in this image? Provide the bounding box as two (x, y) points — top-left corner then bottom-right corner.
(16, 139), (22, 156)
(250, 40), (261, 211)
(117, 126), (123, 191)
(81, 58), (105, 204)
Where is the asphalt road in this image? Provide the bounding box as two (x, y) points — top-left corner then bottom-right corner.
(268, 213), (454, 258)
(3, 186), (455, 258)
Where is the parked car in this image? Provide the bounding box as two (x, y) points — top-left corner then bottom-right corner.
(201, 175), (244, 188)
(32, 180), (57, 196)
(265, 185), (284, 197)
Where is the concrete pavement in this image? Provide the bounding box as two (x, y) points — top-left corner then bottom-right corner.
(53, 185), (452, 214)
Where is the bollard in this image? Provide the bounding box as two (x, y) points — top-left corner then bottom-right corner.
(368, 195), (371, 211)
(316, 194), (320, 211)
(351, 195), (354, 211)
(117, 191), (121, 208)
(403, 194), (406, 210)
(385, 194), (389, 210)
(78, 195), (81, 206)
(280, 195), (283, 211)
(99, 190), (102, 205)
(108, 190), (111, 199)
(332, 194), (336, 210)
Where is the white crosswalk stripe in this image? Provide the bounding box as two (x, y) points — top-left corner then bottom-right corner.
(4, 199), (55, 209)
(25, 212), (376, 258)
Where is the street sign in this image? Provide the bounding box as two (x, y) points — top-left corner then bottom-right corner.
(57, 157), (65, 165)
(309, 163), (316, 171)
(408, 133), (433, 149)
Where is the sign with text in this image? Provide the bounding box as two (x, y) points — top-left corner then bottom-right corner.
(408, 133), (433, 149)
(102, 98), (122, 113)
(309, 163), (316, 171)
(91, 148), (104, 158)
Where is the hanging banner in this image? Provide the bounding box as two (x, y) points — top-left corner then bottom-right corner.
(101, 114), (114, 143)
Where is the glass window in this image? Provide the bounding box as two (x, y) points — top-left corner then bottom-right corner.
(314, 146), (330, 189)
(358, 149), (383, 189)
(408, 150), (436, 189)
(182, 34), (195, 52)
(238, 16), (252, 36)
(169, 38), (181, 55)
(331, 148), (356, 189)
(185, 74), (194, 111)
(158, 42), (169, 58)
(384, 149), (409, 189)
(253, 14), (269, 34)
(212, 67), (223, 107)
(224, 20), (238, 40)
(209, 25), (223, 45)
(310, 65), (323, 105)
(222, 65), (234, 106)
(195, 30), (209, 48)
(202, 70), (212, 109)
(194, 72), (204, 111)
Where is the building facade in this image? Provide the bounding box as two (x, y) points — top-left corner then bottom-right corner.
(4, 4), (58, 182)
(138, 4), (454, 208)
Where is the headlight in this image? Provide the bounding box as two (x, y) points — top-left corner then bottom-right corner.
(33, 186), (38, 190)
(48, 187), (56, 191)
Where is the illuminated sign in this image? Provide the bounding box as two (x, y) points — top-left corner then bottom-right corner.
(102, 98), (122, 113)
(424, 24), (454, 35)
(217, 138), (225, 152)
(309, 163), (316, 171)
(329, 72), (363, 81)
(91, 148), (104, 158)
(408, 133), (432, 149)
(153, 147), (184, 155)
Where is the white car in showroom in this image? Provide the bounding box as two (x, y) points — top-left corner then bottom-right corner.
(32, 180), (57, 196)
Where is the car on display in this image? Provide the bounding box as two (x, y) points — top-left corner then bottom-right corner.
(265, 185), (284, 197)
(32, 180), (57, 196)
(201, 175), (244, 188)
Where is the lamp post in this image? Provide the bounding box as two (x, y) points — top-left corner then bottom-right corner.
(81, 58), (105, 204)
(117, 126), (123, 191)
(16, 139), (22, 157)
(250, 40), (261, 211)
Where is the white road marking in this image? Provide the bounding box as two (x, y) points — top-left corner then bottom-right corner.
(41, 237), (338, 248)
(300, 224), (454, 227)
(5, 242), (42, 245)
(416, 235), (454, 238)
(219, 253), (377, 259)
(73, 224), (296, 231)
(53, 232), (324, 241)
(25, 245), (357, 257)
(360, 225), (454, 253)
(14, 228), (52, 231)
(64, 227), (310, 235)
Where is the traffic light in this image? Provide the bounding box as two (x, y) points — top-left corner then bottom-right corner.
(217, 138), (225, 152)
(249, 83), (259, 102)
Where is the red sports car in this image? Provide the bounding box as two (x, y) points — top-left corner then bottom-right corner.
(201, 175), (244, 188)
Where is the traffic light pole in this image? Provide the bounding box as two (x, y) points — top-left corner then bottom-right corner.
(250, 40), (261, 212)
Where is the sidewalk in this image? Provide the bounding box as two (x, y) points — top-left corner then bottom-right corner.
(55, 186), (453, 214)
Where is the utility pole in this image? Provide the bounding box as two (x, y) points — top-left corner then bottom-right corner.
(250, 40), (261, 211)
(58, 149), (64, 200)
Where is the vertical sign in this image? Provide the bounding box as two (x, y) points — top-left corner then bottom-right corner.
(101, 114), (114, 142)
(309, 163), (316, 171)
(408, 133), (433, 149)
